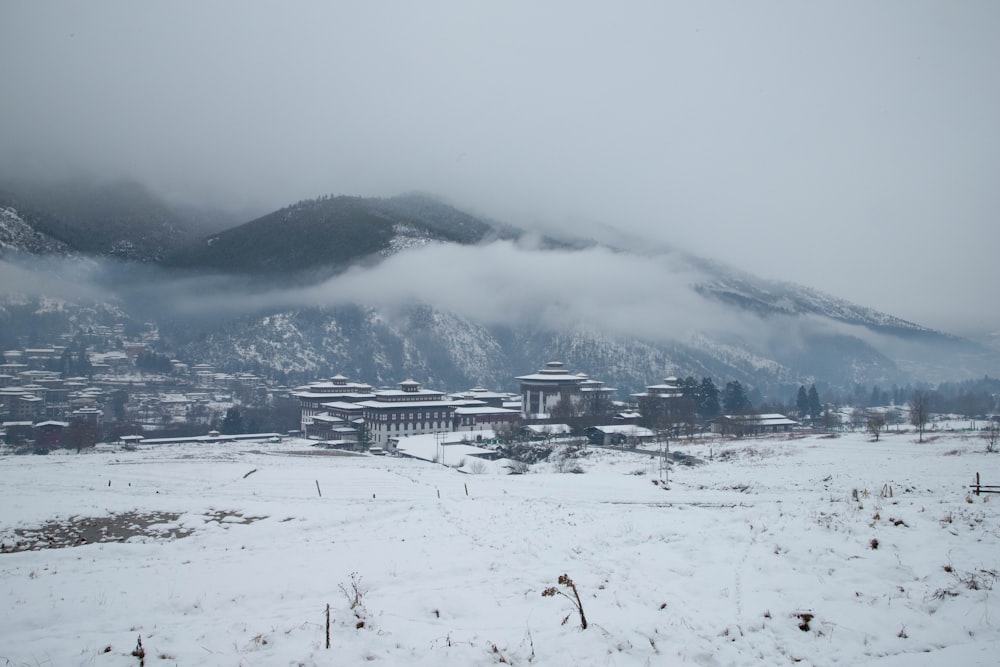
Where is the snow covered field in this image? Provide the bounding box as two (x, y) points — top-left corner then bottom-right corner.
(1, 431), (998, 666)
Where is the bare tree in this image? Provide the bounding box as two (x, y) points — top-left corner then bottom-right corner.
(494, 419), (523, 445)
(677, 397), (700, 438)
(865, 411), (886, 441)
(983, 420), (999, 453)
(549, 393), (578, 422)
(908, 390), (931, 443)
(65, 418), (100, 452)
(850, 408), (867, 431)
(580, 391), (614, 420)
(820, 408), (841, 431)
(884, 407), (901, 432)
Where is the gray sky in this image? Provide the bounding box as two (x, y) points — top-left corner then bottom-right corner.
(2, 1), (998, 335)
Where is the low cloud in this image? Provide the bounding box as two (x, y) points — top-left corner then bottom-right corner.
(0, 254), (110, 304)
(1, 241), (760, 347)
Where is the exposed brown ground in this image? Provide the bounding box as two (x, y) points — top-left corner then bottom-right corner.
(1, 510), (265, 554)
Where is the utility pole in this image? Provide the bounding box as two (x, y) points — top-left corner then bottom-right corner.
(658, 432), (669, 487)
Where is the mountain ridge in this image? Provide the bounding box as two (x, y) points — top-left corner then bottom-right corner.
(1, 182), (995, 396)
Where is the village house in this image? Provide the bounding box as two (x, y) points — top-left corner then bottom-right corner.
(521, 423), (573, 440)
(390, 431), (498, 463)
(713, 413), (798, 436)
(630, 376), (685, 403)
(453, 405), (520, 432)
(33, 420), (69, 449)
(585, 424), (657, 447)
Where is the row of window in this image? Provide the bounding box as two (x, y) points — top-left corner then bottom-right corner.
(371, 410), (452, 421)
(375, 421), (448, 431)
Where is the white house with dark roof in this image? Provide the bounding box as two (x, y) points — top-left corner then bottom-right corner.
(448, 386), (516, 409)
(630, 376), (685, 402)
(453, 405), (520, 431)
(585, 424), (656, 447)
(713, 413), (798, 436)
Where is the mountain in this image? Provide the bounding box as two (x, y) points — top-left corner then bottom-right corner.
(0, 205), (72, 256)
(161, 192), (517, 281)
(166, 301), (918, 398)
(2, 188), (997, 399)
(0, 179), (197, 261)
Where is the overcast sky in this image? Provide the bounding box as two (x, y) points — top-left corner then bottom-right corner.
(2, 1), (998, 335)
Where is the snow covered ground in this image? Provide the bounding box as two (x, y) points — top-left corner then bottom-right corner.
(1, 430), (998, 666)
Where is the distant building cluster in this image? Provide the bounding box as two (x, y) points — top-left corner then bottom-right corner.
(291, 360), (798, 456)
(293, 374), (521, 449)
(3, 319), (802, 454)
(0, 335), (282, 450)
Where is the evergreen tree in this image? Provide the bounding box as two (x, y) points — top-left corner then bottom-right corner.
(796, 386), (809, 417)
(869, 385), (879, 407)
(220, 407), (245, 435)
(722, 381), (750, 414)
(698, 377), (720, 419)
(111, 389), (129, 422)
(75, 349), (93, 377)
(638, 394), (668, 434)
(807, 385), (822, 420)
(680, 376), (700, 400)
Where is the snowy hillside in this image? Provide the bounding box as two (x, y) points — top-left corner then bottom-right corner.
(690, 259), (934, 337)
(0, 206), (71, 256)
(2, 431), (998, 665)
(175, 302), (928, 395)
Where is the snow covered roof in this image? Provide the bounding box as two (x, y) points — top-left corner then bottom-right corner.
(139, 433), (282, 445)
(320, 401), (366, 412)
(516, 360), (588, 383)
(292, 387), (371, 398)
(392, 431), (496, 462)
(588, 425), (656, 437)
(522, 423), (572, 435)
(358, 399), (458, 409)
(449, 389), (510, 400)
(515, 372), (584, 382)
(310, 414), (346, 424)
(454, 406), (520, 415)
(373, 388), (446, 399)
(719, 413), (799, 426)
(580, 386), (615, 393)
(450, 398), (488, 407)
